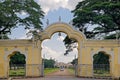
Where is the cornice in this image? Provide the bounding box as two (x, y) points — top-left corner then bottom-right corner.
(0, 39), (33, 47)
(83, 39), (120, 47)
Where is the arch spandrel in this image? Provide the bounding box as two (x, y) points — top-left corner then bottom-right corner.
(40, 22), (86, 42)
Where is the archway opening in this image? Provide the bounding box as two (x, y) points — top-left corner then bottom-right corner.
(41, 32), (78, 77)
(93, 51), (111, 77)
(8, 51), (26, 77)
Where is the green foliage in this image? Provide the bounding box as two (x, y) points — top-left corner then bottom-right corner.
(9, 52), (26, 64)
(0, 0), (44, 39)
(72, 0), (120, 39)
(64, 0), (120, 55)
(104, 33), (117, 39)
(93, 52), (110, 76)
(44, 59), (55, 68)
(9, 69), (25, 76)
(71, 58), (78, 65)
(93, 52), (109, 64)
(0, 34), (9, 39)
(63, 36), (76, 55)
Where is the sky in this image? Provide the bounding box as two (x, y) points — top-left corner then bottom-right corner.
(9, 0), (80, 63)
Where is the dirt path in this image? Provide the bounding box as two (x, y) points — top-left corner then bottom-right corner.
(12, 69), (107, 80)
(12, 69), (106, 80)
(46, 69), (74, 77)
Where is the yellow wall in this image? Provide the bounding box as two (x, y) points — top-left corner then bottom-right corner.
(0, 40), (43, 78)
(0, 22), (120, 79)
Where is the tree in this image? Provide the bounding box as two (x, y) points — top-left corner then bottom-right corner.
(93, 52), (109, 64)
(63, 36), (77, 55)
(71, 58), (78, 66)
(93, 52), (110, 72)
(72, 0), (120, 39)
(44, 59), (55, 68)
(0, 0), (44, 39)
(9, 52), (25, 70)
(9, 52), (26, 64)
(64, 0), (120, 55)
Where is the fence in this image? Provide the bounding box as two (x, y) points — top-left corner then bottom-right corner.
(9, 64), (26, 77)
(78, 64), (111, 78)
(93, 64), (110, 77)
(9, 64), (111, 78)
(9, 64), (44, 77)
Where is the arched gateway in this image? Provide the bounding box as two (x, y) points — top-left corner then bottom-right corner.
(0, 22), (120, 79)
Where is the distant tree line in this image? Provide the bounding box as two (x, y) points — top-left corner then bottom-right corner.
(44, 59), (55, 68)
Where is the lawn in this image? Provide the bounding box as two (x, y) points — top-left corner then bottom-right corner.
(68, 68), (75, 75)
(9, 68), (110, 77)
(9, 69), (25, 76)
(9, 68), (62, 76)
(94, 70), (111, 77)
(44, 68), (59, 75)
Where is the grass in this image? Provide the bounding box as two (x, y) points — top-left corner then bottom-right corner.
(94, 70), (111, 77)
(9, 68), (110, 77)
(9, 69), (25, 76)
(9, 68), (59, 76)
(44, 68), (59, 75)
(68, 68), (75, 75)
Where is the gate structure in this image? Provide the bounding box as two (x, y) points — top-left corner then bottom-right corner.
(0, 22), (120, 79)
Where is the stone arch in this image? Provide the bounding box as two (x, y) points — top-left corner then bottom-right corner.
(40, 22), (86, 42)
(39, 22), (86, 76)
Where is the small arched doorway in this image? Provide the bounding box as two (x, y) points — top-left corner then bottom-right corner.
(8, 51), (26, 77)
(93, 51), (111, 77)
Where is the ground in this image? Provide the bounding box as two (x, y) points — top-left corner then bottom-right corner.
(46, 68), (74, 76)
(12, 69), (107, 80)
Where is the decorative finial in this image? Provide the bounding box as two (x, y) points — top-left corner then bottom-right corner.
(75, 54), (76, 59)
(46, 19), (49, 26)
(59, 16), (61, 22)
(58, 32), (61, 36)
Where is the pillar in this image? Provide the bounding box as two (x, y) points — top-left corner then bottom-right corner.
(77, 42), (93, 77)
(26, 40), (42, 77)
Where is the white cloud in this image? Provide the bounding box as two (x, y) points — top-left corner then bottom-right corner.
(38, 0), (81, 14)
(42, 45), (78, 63)
(42, 46), (63, 59)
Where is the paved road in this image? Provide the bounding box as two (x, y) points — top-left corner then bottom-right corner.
(13, 69), (107, 80)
